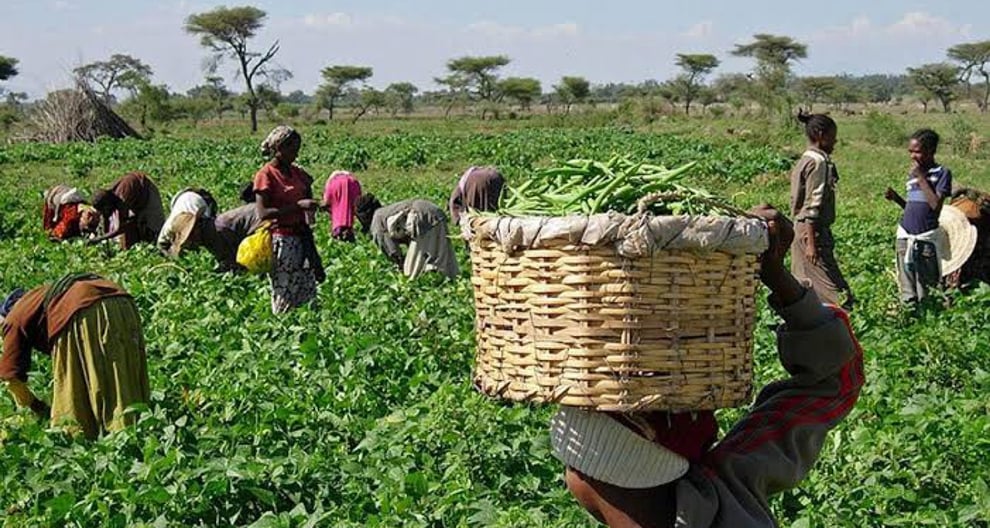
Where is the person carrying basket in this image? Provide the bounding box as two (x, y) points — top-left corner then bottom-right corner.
(554, 205), (864, 527)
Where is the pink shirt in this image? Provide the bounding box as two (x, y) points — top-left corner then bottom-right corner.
(323, 172), (362, 230)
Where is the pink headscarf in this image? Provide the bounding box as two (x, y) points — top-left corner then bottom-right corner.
(323, 171), (362, 230)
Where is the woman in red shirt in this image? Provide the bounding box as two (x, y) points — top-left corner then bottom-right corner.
(253, 126), (323, 313)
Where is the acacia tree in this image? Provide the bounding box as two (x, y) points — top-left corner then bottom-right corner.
(797, 76), (840, 110)
(384, 82), (418, 116)
(948, 41), (990, 112)
(907, 63), (960, 113)
(731, 34), (807, 114)
(445, 55), (510, 118)
(73, 54), (153, 101)
(184, 6), (280, 132)
(498, 77), (541, 111)
(187, 76), (232, 120)
(351, 88), (385, 123)
(0, 56), (18, 81)
(554, 76), (590, 115)
(122, 81), (173, 127)
(669, 53), (719, 115)
(316, 65), (373, 120)
(433, 73), (470, 117)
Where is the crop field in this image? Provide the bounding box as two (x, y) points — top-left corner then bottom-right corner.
(1, 114), (990, 527)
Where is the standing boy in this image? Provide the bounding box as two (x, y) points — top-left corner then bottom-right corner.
(884, 129), (952, 304)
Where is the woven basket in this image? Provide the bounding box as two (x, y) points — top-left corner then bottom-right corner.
(464, 195), (768, 412)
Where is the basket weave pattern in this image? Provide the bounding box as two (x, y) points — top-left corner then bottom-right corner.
(468, 236), (760, 412)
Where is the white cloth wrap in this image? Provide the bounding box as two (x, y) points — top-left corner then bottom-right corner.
(549, 407), (689, 489)
(461, 213), (768, 257)
(896, 225), (944, 276)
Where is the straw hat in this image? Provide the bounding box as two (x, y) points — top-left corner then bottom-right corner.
(167, 213), (200, 257)
(939, 204), (978, 277)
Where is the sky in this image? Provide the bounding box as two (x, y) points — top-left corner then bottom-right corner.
(1, 0), (988, 99)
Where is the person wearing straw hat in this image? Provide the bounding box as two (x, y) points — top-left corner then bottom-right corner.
(89, 172), (166, 250)
(934, 204), (978, 288)
(946, 187), (990, 286)
(323, 170), (362, 242)
(0, 273), (150, 439)
(789, 111), (855, 311)
(556, 205), (864, 527)
(253, 125), (324, 313)
(42, 185), (100, 241)
(356, 195), (459, 280)
(449, 166), (505, 225)
(884, 129), (953, 304)
(167, 203), (264, 273)
(156, 188), (218, 256)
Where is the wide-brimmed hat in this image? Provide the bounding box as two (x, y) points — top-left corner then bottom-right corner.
(167, 212), (200, 257)
(939, 204), (978, 277)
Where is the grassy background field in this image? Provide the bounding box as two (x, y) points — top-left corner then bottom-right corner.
(1, 111), (989, 527)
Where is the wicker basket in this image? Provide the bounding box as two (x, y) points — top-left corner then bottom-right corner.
(463, 196), (768, 412)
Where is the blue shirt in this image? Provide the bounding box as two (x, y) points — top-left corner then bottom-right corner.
(900, 166), (951, 235)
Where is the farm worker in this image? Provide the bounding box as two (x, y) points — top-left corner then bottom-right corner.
(884, 129), (952, 304)
(89, 172), (166, 250)
(554, 205), (864, 527)
(357, 195), (460, 279)
(156, 188), (219, 256)
(253, 125), (324, 313)
(789, 111), (855, 311)
(449, 166), (505, 225)
(0, 273), (150, 439)
(323, 170), (362, 242)
(41, 185), (100, 241)
(167, 203), (264, 273)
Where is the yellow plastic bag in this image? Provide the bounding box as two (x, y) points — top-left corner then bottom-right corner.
(236, 222), (273, 274)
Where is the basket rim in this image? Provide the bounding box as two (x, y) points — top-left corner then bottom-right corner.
(463, 212), (769, 256)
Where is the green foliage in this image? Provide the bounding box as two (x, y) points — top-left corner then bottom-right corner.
(947, 40), (990, 112)
(863, 111), (907, 147)
(316, 66), (374, 121)
(73, 54), (153, 101)
(446, 56), (511, 106)
(947, 116), (979, 157)
(1, 118), (988, 526)
(497, 77), (542, 111)
(0, 55), (19, 81)
(907, 63), (961, 113)
(184, 5), (279, 132)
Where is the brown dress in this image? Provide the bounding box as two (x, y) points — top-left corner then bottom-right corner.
(789, 148), (853, 308)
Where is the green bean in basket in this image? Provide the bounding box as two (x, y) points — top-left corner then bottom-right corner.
(497, 156), (738, 216)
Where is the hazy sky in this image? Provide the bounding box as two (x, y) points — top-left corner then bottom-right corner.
(2, 0), (988, 98)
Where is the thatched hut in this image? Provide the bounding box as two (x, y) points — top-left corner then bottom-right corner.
(25, 82), (140, 143)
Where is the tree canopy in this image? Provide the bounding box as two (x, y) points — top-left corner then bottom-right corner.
(0, 56), (18, 81)
(184, 6), (279, 132)
(907, 63), (960, 113)
(74, 54), (153, 100)
(670, 53), (720, 115)
(316, 65), (373, 120)
(948, 40), (990, 112)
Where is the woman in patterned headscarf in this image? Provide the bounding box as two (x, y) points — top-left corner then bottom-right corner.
(0, 274), (150, 439)
(253, 125), (324, 313)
